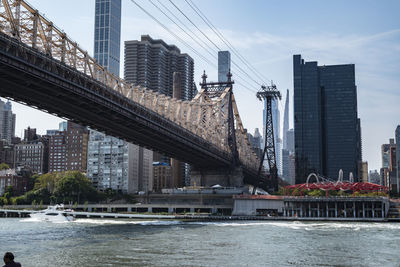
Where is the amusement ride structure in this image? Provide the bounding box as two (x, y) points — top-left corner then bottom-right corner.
(284, 171), (388, 195)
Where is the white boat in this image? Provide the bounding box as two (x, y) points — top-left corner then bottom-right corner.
(29, 204), (74, 222)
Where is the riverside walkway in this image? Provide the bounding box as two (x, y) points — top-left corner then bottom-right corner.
(0, 208), (395, 222)
(0, 209), (175, 219)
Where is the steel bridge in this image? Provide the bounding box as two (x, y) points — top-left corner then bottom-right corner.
(0, 0), (272, 190)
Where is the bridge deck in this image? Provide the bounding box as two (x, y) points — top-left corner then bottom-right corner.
(0, 31), (270, 190)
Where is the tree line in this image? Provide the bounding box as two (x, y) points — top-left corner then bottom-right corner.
(0, 171), (133, 206)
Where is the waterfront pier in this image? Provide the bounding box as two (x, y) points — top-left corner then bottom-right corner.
(232, 195), (392, 221)
(283, 197), (389, 219)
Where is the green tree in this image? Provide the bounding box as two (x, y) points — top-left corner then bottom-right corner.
(5, 185), (14, 197)
(0, 197), (7, 206)
(34, 173), (59, 194)
(24, 189), (48, 205)
(29, 174), (40, 191)
(104, 188), (117, 198)
(0, 163), (10, 170)
(3, 192), (10, 201)
(328, 190), (338, 196)
(33, 188), (52, 204)
(308, 189), (324, 197)
(292, 188), (303, 196)
(54, 171), (97, 203)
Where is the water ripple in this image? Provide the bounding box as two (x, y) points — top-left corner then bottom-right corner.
(1, 218), (400, 267)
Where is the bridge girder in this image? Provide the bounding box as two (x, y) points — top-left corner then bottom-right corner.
(0, 0), (272, 190)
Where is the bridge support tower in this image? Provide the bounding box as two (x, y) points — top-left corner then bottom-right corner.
(256, 83), (281, 192)
(189, 70), (243, 188)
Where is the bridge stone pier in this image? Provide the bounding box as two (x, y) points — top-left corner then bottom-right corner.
(190, 167), (244, 188)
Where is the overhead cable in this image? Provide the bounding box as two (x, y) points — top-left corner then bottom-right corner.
(129, 0), (262, 92)
(129, 0), (217, 68)
(186, 0), (271, 84)
(148, 0), (217, 61)
(168, 0), (263, 88)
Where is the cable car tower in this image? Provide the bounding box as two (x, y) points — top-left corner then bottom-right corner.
(256, 82), (281, 192)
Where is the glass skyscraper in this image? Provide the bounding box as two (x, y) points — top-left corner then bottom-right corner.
(94, 0), (121, 76)
(124, 35), (195, 100)
(293, 54), (362, 183)
(218, 51), (231, 82)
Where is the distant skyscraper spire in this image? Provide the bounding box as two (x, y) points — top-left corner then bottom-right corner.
(283, 89), (289, 149)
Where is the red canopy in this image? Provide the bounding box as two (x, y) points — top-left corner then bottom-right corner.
(284, 181), (387, 193)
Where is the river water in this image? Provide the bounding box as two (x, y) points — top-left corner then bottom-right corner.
(0, 218), (399, 266)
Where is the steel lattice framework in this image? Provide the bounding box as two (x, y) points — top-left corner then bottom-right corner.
(285, 182), (388, 194)
(0, 0), (262, 178)
(284, 173), (388, 194)
(256, 83), (281, 192)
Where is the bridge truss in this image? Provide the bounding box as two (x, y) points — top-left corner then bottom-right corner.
(0, 0), (265, 186)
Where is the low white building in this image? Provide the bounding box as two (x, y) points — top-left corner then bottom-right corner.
(232, 195), (285, 216)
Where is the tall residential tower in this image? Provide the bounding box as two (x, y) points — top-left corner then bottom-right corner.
(124, 35), (196, 188)
(124, 35), (196, 100)
(0, 99), (15, 145)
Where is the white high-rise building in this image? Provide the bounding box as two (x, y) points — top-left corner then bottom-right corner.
(0, 99), (15, 145)
(87, 130), (153, 193)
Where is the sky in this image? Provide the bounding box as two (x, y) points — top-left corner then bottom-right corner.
(5, 0), (400, 172)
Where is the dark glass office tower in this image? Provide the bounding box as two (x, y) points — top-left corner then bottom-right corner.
(94, 0), (121, 76)
(293, 55), (361, 183)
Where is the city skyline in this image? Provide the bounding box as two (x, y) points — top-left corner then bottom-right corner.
(5, 0), (400, 172)
(0, 2), (399, 266)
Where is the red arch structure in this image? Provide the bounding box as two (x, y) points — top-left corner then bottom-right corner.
(284, 182), (388, 194)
